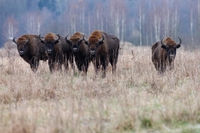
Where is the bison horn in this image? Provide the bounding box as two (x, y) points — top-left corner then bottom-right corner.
(13, 37), (17, 44)
(65, 35), (69, 41)
(79, 35), (85, 42)
(98, 34), (104, 42)
(177, 36), (182, 45)
(160, 37), (165, 46)
(56, 34), (60, 41)
(83, 35), (88, 41)
(25, 38), (30, 44)
(39, 34), (44, 41)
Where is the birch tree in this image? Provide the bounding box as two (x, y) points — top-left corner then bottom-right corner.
(109, 0), (126, 41)
(25, 12), (42, 34)
(153, 4), (161, 41)
(3, 17), (18, 39)
(138, 4), (145, 46)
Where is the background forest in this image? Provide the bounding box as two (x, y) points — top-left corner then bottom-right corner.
(0, 0), (200, 47)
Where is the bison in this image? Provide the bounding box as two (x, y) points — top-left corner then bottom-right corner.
(151, 37), (181, 73)
(39, 33), (74, 72)
(65, 32), (90, 75)
(85, 30), (120, 78)
(13, 34), (48, 72)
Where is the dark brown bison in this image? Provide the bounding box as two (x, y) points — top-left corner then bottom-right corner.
(152, 37), (181, 73)
(39, 33), (74, 72)
(65, 32), (90, 75)
(85, 30), (120, 78)
(13, 34), (48, 72)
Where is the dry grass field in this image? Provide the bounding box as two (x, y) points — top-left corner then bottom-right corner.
(0, 43), (200, 133)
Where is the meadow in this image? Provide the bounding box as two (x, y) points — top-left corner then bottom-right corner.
(0, 43), (200, 133)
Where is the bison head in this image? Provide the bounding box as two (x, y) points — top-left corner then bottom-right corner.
(13, 37), (30, 56)
(161, 37), (181, 62)
(65, 35), (84, 53)
(39, 34), (60, 55)
(85, 34), (104, 56)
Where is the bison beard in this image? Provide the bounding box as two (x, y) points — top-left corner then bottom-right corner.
(85, 30), (120, 78)
(151, 37), (181, 73)
(13, 34), (48, 72)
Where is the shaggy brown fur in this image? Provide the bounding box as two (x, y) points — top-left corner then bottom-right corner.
(40, 33), (74, 72)
(66, 32), (90, 75)
(70, 32), (83, 42)
(152, 37), (181, 73)
(163, 38), (177, 46)
(85, 30), (120, 78)
(13, 34), (48, 72)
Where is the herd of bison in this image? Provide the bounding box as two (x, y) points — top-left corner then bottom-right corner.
(12, 30), (182, 77)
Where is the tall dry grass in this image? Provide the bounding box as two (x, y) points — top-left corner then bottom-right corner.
(0, 43), (200, 133)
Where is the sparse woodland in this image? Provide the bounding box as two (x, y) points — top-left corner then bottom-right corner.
(1, 0), (200, 47)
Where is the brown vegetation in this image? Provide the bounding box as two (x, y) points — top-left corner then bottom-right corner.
(0, 43), (200, 133)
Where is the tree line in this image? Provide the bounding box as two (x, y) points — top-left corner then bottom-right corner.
(0, 0), (199, 48)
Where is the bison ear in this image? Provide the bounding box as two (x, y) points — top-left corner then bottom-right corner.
(161, 45), (168, 49)
(176, 44), (181, 49)
(99, 40), (104, 45)
(65, 35), (71, 45)
(39, 34), (45, 44)
(13, 37), (17, 45)
(54, 40), (59, 44)
(66, 40), (71, 45)
(40, 40), (45, 44)
(85, 41), (89, 45)
(98, 34), (104, 45)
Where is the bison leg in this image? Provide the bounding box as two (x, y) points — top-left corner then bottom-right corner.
(169, 61), (174, 70)
(30, 56), (39, 72)
(101, 57), (107, 78)
(58, 61), (62, 71)
(113, 50), (119, 74)
(63, 54), (69, 71)
(110, 49), (118, 75)
(159, 61), (166, 74)
(93, 56), (100, 76)
(69, 54), (75, 74)
(109, 54), (116, 74)
(82, 58), (89, 76)
(154, 61), (159, 71)
(64, 53), (75, 73)
(58, 54), (63, 71)
(48, 58), (55, 73)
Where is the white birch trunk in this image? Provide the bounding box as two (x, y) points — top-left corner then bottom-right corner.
(81, 5), (85, 33)
(4, 21), (18, 39)
(116, 13), (120, 39)
(190, 9), (194, 45)
(174, 6), (178, 37)
(139, 6), (142, 46)
(165, 1), (170, 36)
(121, 11), (125, 42)
(88, 11), (91, 34)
